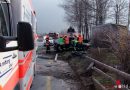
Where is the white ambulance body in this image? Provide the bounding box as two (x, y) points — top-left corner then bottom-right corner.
(0, 0), (37, 90)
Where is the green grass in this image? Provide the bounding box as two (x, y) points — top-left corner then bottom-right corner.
(103, 53), (120, 66)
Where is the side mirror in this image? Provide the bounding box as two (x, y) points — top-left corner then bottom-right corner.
(17, 22), (34, 51)
(0, 22), (34, 52)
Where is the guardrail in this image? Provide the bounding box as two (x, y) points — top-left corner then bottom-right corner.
(85, 56), (130, 90)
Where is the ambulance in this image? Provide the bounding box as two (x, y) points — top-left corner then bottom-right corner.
(0, 0), (37, 90)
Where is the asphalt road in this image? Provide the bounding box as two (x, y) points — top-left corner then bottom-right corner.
(31, 57), (81, 90)
(31, 42), (83, 90)
(31, 75), (70, 90)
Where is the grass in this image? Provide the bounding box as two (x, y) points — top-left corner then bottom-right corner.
(103, 53), (120, 66)
(93, 72), (116, 90)
(88, 48), (120, 66)
(59, 49), (121, 90)
(88, 48), (122, 90)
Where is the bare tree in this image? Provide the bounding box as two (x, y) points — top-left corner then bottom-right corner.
(92, 24), (130, 84)
(106, 26), (130, 85)
(61, 0), (82, 32)
(61, 0), (111, 39)
(109, 0), (128, 25)
(95, 0), (111, 25)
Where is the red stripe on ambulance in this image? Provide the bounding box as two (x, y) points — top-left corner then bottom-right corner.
(2, 67), (19, 90)
(19, 51), (33, 78)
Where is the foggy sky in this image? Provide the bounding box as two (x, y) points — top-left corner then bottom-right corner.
(32, 0), (68, 33)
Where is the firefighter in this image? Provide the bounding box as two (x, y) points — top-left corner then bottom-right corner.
(46, 34), (49, 41)
(54, 34), (59, 52)
(64, 35), (69, 51)
(73, 34), (78, 51)
(58, 35), (64, 52)
(45, 35), (50, 53)
(68, 34), (75, 50)
(77, 34), (83, 51)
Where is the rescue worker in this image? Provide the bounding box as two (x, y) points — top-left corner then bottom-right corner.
(46, 34), (49, 41)
(45, 34), (50, 53)
(77, 34), (83, 51)
(69, 35), (75, 50)
(58, 35), (64, 52)
(64, 35), (69, 51)
(67, 26), (75, 50)
(54, 34), (59, 52)
(73, 34), (78, 51)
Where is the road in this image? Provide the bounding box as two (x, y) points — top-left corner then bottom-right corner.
(31, 55), (82, 90)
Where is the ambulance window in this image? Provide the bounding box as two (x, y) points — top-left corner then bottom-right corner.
(0, 3), (10, 36)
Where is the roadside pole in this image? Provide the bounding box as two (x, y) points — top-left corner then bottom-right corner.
(54, 54), (58, 62)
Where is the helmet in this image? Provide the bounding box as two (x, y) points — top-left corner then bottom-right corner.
(64, 35), (67, 37)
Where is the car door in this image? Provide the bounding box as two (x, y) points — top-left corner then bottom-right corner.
(0, 2), (19, 90)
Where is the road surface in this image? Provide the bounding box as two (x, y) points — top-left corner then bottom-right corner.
(31, 56), (82, 90)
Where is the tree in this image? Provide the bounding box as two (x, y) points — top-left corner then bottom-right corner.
(95, 0), (111, 25)
(110, 0), (128, 25)
(61, 0), (111, 39)
(92, 24), (130, 85)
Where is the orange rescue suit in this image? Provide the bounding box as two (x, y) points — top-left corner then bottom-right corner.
(78, 35), (83, 43)
(46, 36), (49, 41)
(64, 36), (69, 44)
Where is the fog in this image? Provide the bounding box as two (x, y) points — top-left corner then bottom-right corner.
(32, 0), (68, 34)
